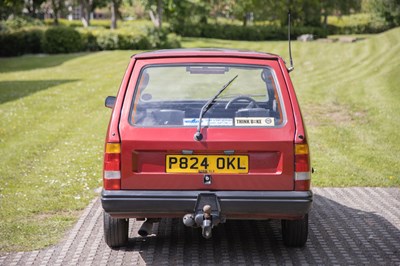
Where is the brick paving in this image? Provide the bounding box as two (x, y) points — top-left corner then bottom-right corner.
(1, 188), (400, 265)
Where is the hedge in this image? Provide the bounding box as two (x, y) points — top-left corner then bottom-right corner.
(0, 28), (43, 56)
(0, 21), (391, 57)
(92, 31), (153, 50)
(327, 24), (390, 35)
(43, 26), (83, 54)
(0, 26), (181, 57)
(173, 23), (328, 40)
(172, 22), (390, 40)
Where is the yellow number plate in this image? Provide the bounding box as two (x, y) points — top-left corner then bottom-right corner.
(166, 155), (248, 174)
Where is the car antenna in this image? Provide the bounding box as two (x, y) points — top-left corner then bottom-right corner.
(287, 9), (294, 72)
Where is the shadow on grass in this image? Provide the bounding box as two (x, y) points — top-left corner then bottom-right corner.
(0, 80), (79, 104)
(0, 53), (89, 73)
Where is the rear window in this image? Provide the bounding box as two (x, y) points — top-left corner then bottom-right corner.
(130, 64), (286, 127)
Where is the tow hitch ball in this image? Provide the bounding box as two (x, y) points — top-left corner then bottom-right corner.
(182, 194), (224, 239)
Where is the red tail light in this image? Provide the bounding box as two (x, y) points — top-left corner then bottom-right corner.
(103, 143), (121, 190)
(294, 143), (311, 191)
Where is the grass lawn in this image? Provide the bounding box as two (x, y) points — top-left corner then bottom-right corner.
(1, 28), (399, 252)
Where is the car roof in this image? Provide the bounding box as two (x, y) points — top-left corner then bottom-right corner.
(132, 48), (281, 60)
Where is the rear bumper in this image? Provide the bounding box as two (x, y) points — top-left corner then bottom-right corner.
(101, 190), (313, 220)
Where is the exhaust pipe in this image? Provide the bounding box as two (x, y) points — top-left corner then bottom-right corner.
(138, 218), (156, 237)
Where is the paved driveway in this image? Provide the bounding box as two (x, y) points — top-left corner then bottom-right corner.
(1, 188), (400, 265)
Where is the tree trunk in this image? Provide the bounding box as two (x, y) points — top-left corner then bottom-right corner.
(323, 13), (328, 29)
(157, 0), (162, 28)
(54, 13), (59, 25)
(110, 0), (117, 29)
(149, 0), (163, 28)
(80, 0), (90, 28)
(51, 0), (59, 25)
(149, 10), (158, 27)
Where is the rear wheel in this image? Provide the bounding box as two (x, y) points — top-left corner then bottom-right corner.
(103, 211), (129, 248)
(281, 214), (309, 247)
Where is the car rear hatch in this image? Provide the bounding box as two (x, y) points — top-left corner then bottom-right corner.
(119, 126), (295, 191)
(117, 56), (297, 191)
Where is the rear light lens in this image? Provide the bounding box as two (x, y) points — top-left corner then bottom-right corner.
(294, 143), (311, 191)
(103, 143), (121, 190)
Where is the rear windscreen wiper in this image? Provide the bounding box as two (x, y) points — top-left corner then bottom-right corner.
(194, 75), (238, 141)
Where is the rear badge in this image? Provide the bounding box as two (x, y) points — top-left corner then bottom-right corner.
(235, 117), (275, 126)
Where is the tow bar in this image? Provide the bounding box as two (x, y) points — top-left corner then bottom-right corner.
(182, 193), (225, 239)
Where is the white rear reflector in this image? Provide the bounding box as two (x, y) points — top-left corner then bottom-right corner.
(295, 172), (311, 181)
(104, 171), (121, 179)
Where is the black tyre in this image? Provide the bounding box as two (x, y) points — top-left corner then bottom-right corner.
(103, 211), (129, 248)
(281, 214), (309, 247)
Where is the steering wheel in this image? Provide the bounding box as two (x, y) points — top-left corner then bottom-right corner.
(225, 95), (258, 109)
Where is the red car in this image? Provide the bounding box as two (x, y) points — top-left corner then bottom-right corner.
(102, 49), (312, 248)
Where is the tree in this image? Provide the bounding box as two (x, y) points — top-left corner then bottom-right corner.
(161, 0), (187, 30)
(25, 0), (47, 18)
(110, 0), (122, 29)
(281, 0), (321, 27)
(277, 0), (362, 27)
(205, 0), (234, 23)
(79, 0), (92, 27)
(144, 0), (165, 28)
(367, 0), (400, 27)
(50, 0), (64, 25)
(231, 0), (279, 26)
(78, 0), (108, 28)
(232, 0), (255, 26)
(321, 0), (362, 28)
(0, 0), (24, 19)
(230, 0), (321, 27)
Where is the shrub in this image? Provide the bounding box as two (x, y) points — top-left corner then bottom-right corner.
(118, 33), (152, 50)
(94, 30), (155, 50)
(135, 36), (152, 50)
(0, 31), (25, 56)
(23, 28), (44, 54)
(3, 16), (44, 31)
(172, 23), (327, 41)
(327, 23), (389, 35)
(164, 33), (181, 49)
(0, 28), (44, 57)
(96, 31), (119, 50)
(0, 22), (9, 33)
(146, 28), (181, 49)
(44, 19), (110, 29)
(79, 30), (100, 51)
(0, 24), (181, 57)
(43, 26), (82, 54)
